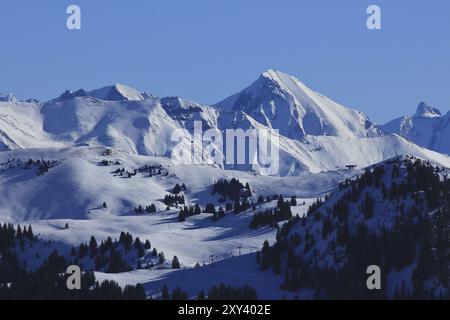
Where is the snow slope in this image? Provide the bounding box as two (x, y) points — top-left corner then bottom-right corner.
(0, 146), (354, 222)
(0, 99), (65, 151)
(95, 253), (306, 300)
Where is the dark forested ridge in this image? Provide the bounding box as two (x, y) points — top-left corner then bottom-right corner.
(257, 156), (449, 299)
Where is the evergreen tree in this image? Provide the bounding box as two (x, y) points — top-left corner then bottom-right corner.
(158, 252), (165, 264)
(197, 289), (206, 300)
(172, 183), (182, 194)
(89, 236), (98, 257)
(172, 256), (180, 269)
(172, 287), (188, 300)
(161, 285), (170, 300)
(290, 196), (297, 206)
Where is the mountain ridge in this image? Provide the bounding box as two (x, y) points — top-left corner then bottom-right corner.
(382, 101), (450, 156)
(1, 70), (450, 175)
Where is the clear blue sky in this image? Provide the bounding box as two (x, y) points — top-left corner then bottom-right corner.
(0, 0), (449, 123)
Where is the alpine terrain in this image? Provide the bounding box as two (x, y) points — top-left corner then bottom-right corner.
(0, 70), (448, 299)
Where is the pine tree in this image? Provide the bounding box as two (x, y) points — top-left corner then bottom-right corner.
(234, 200), (241, 214)
(172, 255), (180, 269)
(172, 287), (188, 300)
(178, 209), (186, 222)
(162, 285), (170, 300)
(158, 252), (165, 264)
(290, 196), (297, 206)
(89, 236), (98, 257)
(172, 183), (182, 194)
(205, 203), (216, 214)
(197, 290), (206, 300)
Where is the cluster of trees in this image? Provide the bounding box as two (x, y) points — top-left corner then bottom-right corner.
(212, 178), (251, 201)
(164, 194), (185, 206)
(0, 223), (36, 281)
(112, 164), (168, 178)
(0, 224), (147, 299)
(113, 167), (126, 175)
(172, 183), (187, 194)
(112, 167), (138, 178)
(250, 195), (293, 229)
(134, 204), (157, 214)
(257, 158), (450, 299)
(161, 285), (188, 300)
(199, 284), (258, 300)
(71, 232), (153, 273)
(178, 204), (201, 222)
(178, 202), (243, 222)
(160, 283), (258, 300)
(0, 223), (34, 251)
(8, 226), (157, 275)
(233, 198), (252, 214)
(0, 265), (146, 299)
(100, 159), (121, 166)
(3, 158), (60, 176)
(136, 164), (166, 177)
(206, 193), (296, 222)
(36, 160), (58, 175)
(211, 207), (226, 221)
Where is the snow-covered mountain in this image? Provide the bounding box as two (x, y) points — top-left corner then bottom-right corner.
(1, 71), (450, 176)
(87, 83), (150, 101)
(54, 83), (150, 102)
(216, 69), (381, 139)
(382, 102), (450, 155)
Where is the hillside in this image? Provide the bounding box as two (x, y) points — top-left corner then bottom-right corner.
(258, 156), (449, 299)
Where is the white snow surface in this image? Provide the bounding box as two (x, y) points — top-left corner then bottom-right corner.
(0, 146), (349, 222)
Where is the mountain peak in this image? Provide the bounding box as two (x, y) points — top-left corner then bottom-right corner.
(217, 69), (380, 139)
(0, 93), (17, 102)
(413, 102), (441, 118)
(88, 83), (147, 101)
(54, 83), (150, 102)
(55, 89), (88, 101)
(261, 68), (284, 79)
(260, 69), (301, 86)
